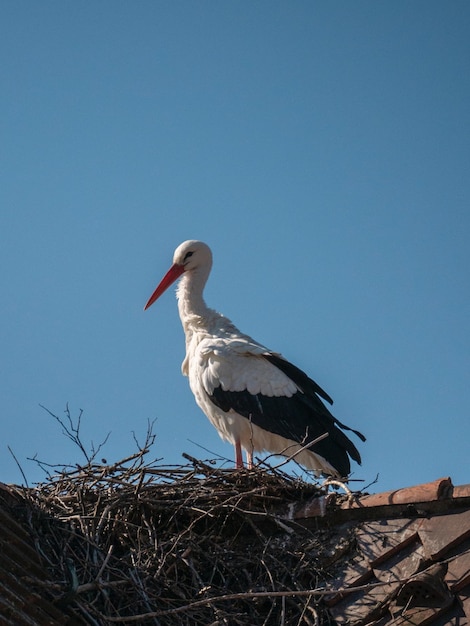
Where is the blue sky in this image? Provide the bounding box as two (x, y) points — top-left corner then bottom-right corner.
(2, 2), (469, 493)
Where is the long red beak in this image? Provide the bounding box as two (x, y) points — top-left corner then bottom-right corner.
(144, 263), (185, 310)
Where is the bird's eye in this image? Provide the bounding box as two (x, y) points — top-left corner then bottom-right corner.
(184, 251), (194, 262)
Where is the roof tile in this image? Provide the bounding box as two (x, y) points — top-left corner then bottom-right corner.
(444, 539), (470, 592)
(0, 485), (84, 626)
(460, 588), (470, 619)
(344, 478), (453, 509)
(453, 484), (470, 498)
(327, 577), (401, 625)
(394, 563), (450, 608)
(389, 602), (454, 626)
(418, 509), (470, 560)
(355, 519), (422, 566)
(372, 539), (426, 585)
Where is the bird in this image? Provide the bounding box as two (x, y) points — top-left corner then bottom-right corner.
(144, 240), (365, 478)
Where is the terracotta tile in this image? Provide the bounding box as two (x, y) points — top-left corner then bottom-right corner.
(355, 519), (422, 566)
(460, 585), (470, 619)
(418, 509), (470, 560)
(331, 556), (373, 591)
(0, 503), (85, 625)
(372, 616), (394, 626)
(344, 478), (453, 509)
(403, 588), (468, 625)
(453, 484), (470, 498)
(0, 507), (32, 545)
(394, 563), (451, 608)
(390, 564), (455, 624)
(445, 545), (470, 592)
(372, 540), (426, 585)
(328, 578), (400, 625)
(389, 602), (453, 626)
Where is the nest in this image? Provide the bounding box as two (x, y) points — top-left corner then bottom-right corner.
(9, 415), (356, 625)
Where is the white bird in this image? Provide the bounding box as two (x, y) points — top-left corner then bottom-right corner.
(144, 240), (365, 477)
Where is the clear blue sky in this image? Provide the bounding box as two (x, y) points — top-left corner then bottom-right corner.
(2, 2), (469, 493)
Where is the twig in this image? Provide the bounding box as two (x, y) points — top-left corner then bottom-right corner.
(7, 445), (29, 487)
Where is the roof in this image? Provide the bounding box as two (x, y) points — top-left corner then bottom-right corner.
(290, 477), (470, 624)
(0, 483), (84, 625)
(1, 472), (469, 625)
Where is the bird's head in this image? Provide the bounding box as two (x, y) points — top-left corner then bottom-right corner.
(144, 240), (212, 310)
(172, 240), (212, 272)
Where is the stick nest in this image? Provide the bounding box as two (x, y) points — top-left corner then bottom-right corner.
(9, 421), (355, 625)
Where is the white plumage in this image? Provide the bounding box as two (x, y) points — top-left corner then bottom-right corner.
(145, 240), (365, 477)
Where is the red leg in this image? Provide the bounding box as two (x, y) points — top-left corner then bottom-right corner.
(235, 441), (243, 469)
(246, 448), (253, 469)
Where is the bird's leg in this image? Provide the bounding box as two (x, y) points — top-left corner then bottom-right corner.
(246, 448), (254, 470)
(234, 441), (244, 469)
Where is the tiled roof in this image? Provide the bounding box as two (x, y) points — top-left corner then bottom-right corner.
(289, 477), (470, 625)
(0, 484), (83, 625)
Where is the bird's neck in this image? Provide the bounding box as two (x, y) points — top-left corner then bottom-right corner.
(176, 270), (212, 329)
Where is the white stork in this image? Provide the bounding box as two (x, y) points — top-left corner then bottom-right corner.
(144, 240), (365, 477)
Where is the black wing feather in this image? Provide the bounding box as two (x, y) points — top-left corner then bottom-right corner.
(209, 353), (365, 477)
(266, 354), (366, 443)
(264, 353), (334, 404)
